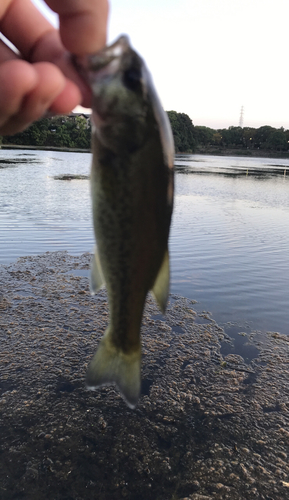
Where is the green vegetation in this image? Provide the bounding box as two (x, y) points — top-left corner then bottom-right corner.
(193, 124), (289, 153)
(1, 111), (289, 155)
(167, 111), (196, 153)
(1, 114), (91, 150)
(166, 113), (289, 154)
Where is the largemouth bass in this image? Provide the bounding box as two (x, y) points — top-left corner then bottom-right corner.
(76, 35), (174, 408)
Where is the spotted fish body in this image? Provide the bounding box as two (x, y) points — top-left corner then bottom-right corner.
(77, 36), (174, 408)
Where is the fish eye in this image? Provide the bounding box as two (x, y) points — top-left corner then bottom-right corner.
(123, 67), (142, 91)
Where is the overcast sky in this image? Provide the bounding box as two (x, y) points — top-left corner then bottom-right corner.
(33, 0), (289, 130)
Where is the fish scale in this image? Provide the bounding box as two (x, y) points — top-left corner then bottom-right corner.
(75, 35), (174, 408)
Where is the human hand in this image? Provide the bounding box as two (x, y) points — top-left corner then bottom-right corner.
(0, 0), (109, 135)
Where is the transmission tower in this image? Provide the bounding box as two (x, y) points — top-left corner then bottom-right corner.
(239, 106), (244, 128)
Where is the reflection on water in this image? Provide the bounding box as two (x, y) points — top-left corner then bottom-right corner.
(171, 155), (289, 334)
(175, 153), (289, 176)
(0, 150), (289, 335)
(52, 174), (89, 180)
(220, 325), (260, 362)
(0, 154), (40, 168)
(0, 149), (93, 263)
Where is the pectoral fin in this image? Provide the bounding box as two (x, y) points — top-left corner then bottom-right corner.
(151, 249), (170, 313)
(90, 247), (105, 294)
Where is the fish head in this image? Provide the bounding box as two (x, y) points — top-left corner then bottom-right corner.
(75, 35), (154, 152)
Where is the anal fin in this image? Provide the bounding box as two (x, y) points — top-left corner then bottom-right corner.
(151, 249), (170, 314)
(90, 246), (105, 295)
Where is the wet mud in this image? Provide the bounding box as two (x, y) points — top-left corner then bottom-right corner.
(0, 252), (289, 500)
(52, 175), (89, 181)
(0, 157), (40, 168)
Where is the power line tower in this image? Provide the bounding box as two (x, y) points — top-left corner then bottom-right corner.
(239, 106), (244, 128)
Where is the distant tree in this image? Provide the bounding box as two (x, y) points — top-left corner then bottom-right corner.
(242, 127), (256, 148)
(194, 126), (214, 146)
(221, 126), (244, 147)
(70, 116), (91, 148)
(2, 114), (289, 154)
(2, 115), (91, 149)
(3, 117), (51, 146)
(254, 126), (276, 149)
(212, 132), (222, 145)
(268, 128), (288, 151)
(167, 111), (196, 152)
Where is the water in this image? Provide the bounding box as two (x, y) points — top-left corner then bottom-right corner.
(1, 149), (289, 335)
(0, 150), (93, 261)
(172, 154), (289, 334)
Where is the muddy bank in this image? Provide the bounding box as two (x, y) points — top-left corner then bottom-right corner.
(1, 144), (90, 153)
(0, 252), (289, 500)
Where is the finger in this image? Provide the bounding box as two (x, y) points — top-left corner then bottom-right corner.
(0, 60), (38, 131)
(22, 62), (82, 118)
(49, 79), (82, 114)
(0, 0), (108, 111)
(1, 0), (108, 58)
(30, 30), (92, 108)
(46, 0), (109, 54)
(0, 61), (70, 136)
(0, 0), (54, 60)
(0, 37), (19, 62)
(0, 0), (95, 107)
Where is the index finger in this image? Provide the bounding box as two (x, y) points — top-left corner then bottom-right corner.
(0, 0), (108, 108)
(46, 0), (109, 55)
(0, 0), (108, 59)
(0, 0), (54, 60)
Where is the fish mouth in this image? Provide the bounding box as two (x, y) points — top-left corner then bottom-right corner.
(88, 35), (130, 72)
(73, 35), (142, 127)
(73, 35), (131, 84)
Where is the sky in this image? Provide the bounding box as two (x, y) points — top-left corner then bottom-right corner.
(33, 0), (289, 130)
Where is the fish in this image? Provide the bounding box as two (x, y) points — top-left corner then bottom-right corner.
(75, 35), (174, 408)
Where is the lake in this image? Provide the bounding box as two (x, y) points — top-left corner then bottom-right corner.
(1, 149), (289, 336)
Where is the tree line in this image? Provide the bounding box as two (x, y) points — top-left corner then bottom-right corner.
(1, 114), (91, 149)
(1, 111), (196, 151)
(167, 111), (289, 153)
(1, 111), (289, 153)
(193, 124), (289, 152)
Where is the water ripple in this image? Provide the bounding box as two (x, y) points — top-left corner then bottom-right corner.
(1, 149), (289, 334)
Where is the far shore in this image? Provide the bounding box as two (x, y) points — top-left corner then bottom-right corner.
(1, 144), (90, 153)
(193, 146), (289, 159)
(2, 143), (289, 159)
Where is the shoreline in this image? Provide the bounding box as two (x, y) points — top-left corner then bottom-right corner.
(1, 144), (90, 153)
(193, 147), (289, 159)
(2, 143), (289, 159)
(1, 251), (289, 499)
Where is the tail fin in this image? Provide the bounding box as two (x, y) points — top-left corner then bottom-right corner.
(86, 328), (141, 409)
